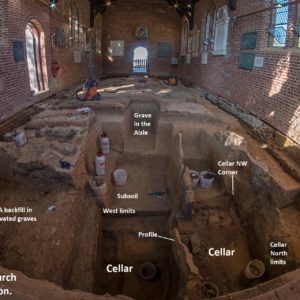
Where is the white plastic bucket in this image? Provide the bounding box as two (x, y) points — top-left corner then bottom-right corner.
(89, 177), (107, 198)
(13, 129), (27, 147)
(101, 136), (110, 155)
(189, 170), (200, 187)
(200, 171), (215, 189)
(244, 259), (265, 279)
(95, 153), (105, 176)
(113, 169), (127, 186)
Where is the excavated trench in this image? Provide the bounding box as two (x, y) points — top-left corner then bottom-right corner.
(92, 153), (180, 300)
(0, 98), (299, 300)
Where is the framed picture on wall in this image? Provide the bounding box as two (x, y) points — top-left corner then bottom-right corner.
(110, 40), (124, 56)
(13, 41), (24, 62)
(135, 26), (149, 40)
(158, 42), (171, 58)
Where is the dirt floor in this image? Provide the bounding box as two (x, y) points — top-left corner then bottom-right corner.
(0, 76), (299, 300)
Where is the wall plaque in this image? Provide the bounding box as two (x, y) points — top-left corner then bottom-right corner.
(74, 50), (82, 63)
(241, 32), (257, 49)
(13, 41), (24, 62)
(110, 40), (124, 56)
(201, 52), (208, 64)
(254, 56), (264, 68)
(158, 42), (171, 58)
(239, 53), (255, 70)
(135, 26), (149, 40)
(229, 0), (237, 10)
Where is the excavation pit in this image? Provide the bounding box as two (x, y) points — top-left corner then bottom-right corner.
(0, 78), (299, 299)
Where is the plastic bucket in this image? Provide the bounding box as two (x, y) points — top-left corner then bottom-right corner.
(100, 136), (110, 155)
(200, 282), (219, 298)
(200, 171), (215, 189)
(94, 176), (107, 195)
(90, 177), (107, 197)
(13, 129), (27, 147)
(138, 262), (157, 281)
(168, 77), (178, 86)
(244, 259), (265, 279)
(189, 170), (200, 187)
(113, 169), (127, 186)
(95, 154), (105, 176)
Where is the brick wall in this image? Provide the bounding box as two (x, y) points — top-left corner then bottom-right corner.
(0, 0), (103, 123)
(102, 0), (182, 77)
(0, 0), (9, 121)
(1, 0), (299, 144)
(178, 0), (300, 144)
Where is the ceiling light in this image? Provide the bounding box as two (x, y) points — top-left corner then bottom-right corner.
(49, 0), (57, 8)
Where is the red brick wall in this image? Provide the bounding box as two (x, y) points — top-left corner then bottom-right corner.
(178, 0), (300, 144)
(0, 0), (103, 123)
(102, 0), (182, 77)
(0, 0), (8, 119)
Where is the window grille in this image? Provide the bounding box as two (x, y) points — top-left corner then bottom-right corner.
(296, 5), (300, 47)
(268, 0), (288, 47)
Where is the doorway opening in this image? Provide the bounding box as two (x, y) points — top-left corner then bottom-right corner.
(132, 47), (148, 74)
(25, 20), (48, 95)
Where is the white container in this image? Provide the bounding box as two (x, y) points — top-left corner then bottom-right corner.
(13, 129), (27, 147)
(100, 134), (110, 155)
(90, 176), (107, 198)
(113, 169), (127, 186)
(95, 153), (105, 176)
(189, 170), (200, 187)
(244, 259), (265, 279)
(200, 171), (215, 189)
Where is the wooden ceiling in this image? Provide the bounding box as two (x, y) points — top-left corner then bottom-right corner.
(90, 0), (197, 28)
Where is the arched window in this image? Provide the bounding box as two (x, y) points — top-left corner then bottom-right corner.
(202, 5), (217, 52)
(69, 3), (74, 47)
(69, 1), (80, 48)
(211, 9), (217, 50)
(181, 18), (189, 55)
(94, 14), (102, 54)
(297, 4), (300, 47)
(213, 5), (229, 55)
(25, 20), (48, 94)
(133, 47), (148, 73)
(203, 11), (211, 51)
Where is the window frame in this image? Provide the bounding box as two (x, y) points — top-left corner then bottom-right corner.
(180, 18), (189, 56)
(212, 5), (230, 56)
(296, 4), (300, 47)
(201, 6), (217, 53)
(69, 2), (80, 48)
(203, 10), (211, 52)
(25, 20), (48, 93)
(269, 0), (289, 47)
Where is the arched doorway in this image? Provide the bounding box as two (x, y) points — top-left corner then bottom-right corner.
(132, 46), (148, 74)
(25, 20), (48, 94)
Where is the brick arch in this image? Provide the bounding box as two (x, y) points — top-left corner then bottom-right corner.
(180, 16), (190, 55)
